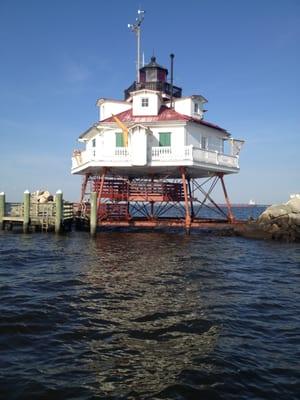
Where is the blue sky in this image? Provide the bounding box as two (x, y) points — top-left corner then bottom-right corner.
(0, 0), (299, 203)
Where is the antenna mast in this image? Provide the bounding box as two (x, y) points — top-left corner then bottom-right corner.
(128, 9), (145, 84)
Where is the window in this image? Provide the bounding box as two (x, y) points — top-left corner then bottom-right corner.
(159, 132), (171, 147)
(141, 97), (149, 107)
(92, 138), (96, 147)
(194, 103), (199, 114)
(201, 136), (208, 150)
(115, 132), (124, 147)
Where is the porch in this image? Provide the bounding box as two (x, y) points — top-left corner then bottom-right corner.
(71, 145), (239, 173)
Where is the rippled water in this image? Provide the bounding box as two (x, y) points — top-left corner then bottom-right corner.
(0, 218), (300, 399)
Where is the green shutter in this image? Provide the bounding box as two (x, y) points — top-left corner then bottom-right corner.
(159, 132), (171, 147)
(116, 132), (124, 147)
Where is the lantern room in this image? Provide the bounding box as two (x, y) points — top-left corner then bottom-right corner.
(124, 56), (182, 100)
(139, 56), (167, 83)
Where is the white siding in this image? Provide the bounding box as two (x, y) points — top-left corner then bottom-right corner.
(131, 127), (147, 165)
(186, 123), (224, 152)
(149, 125), (185, 153)
(168, 98), (204, 119)
(173, 98), (192, 116)
(132, 91), (161, 116)
(99, 101), (131, 121)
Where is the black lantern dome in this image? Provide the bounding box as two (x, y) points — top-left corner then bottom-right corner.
(139, 56), (168, 83)
(124, 56), (182, 100)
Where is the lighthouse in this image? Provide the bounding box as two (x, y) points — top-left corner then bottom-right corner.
(71, 11), (244, 232)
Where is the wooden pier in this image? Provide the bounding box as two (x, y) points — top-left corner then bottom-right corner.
(0, 191), (73, 233)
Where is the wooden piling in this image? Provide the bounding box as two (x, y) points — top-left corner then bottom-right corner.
(180, 167), (191, 234)
(55, 190), (63, 233)
(23, 190), (30, 233)
(90, 192), (97, 236)
(0, 192), (5, 230)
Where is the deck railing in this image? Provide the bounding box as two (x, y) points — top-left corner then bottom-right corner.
(72, 145), (239, 169)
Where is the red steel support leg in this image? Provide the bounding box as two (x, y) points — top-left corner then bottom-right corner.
(79, 173), (90, 217)
(180, 167), (191, 233)
(188, 178), (194, 220)
(150, 176), (154, 219)
(80, 173), (90, 204)
(219, 174), (235, 223)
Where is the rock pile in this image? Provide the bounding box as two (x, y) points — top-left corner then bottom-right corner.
(31, 190), (53, 203)
(256, 195), (300, 242)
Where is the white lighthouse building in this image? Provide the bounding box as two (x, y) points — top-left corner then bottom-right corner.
(71, 13), (244, 231)
(72, 55), (242, 179)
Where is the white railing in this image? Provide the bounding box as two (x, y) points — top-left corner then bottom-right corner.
(192, 147), (218, 164)
(72, 149), (90, 169)
(217, 153), (239, 168)
(192, 147), (238, 168)
(72, 148), (130, 169)
(151, 145), (193, 161)
(152, 146), (172, 160)
(72, 145), (239, 170)
(114, 148), (129, 158)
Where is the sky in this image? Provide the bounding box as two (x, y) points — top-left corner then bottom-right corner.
(0, 0), (299, 203)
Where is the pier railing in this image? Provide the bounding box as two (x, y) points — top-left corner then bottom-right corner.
(5, 202), (73, 220)
(1, 191), (74, 233)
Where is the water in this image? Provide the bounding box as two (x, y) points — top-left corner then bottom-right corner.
(0, 210), (299, 399)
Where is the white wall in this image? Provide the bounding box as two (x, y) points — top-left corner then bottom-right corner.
(131, 126), (147, 165)
(86, 121), (228, 160)
(149, 125), (185, 153)
(132, 91), (161, 116)
(187, 122), (225, 152)
(99, 101), (131, 121)
(173, 98), (192, 116)
(167, 98), (204, 119)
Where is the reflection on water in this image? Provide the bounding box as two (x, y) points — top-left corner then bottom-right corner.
(80, 234), (220, 397)
(0, 228), (299, 399)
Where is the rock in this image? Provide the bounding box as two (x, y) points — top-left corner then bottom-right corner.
(289, 214), (300, 228)
(276, 214), (290, 228)
(268, 223), (280, 235)
(286, 197), (300, 213)
(241, 196), (300, 243)
(260, 204), (291, 220)
(31, 190), (53, 203)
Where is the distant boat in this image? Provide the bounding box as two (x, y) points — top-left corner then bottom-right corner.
(249, 199), (256, 206)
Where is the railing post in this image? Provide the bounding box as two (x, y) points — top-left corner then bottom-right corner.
(90, 192), (97, 236)
(23, 190), (30, 233)
(0, 192), (5, 230)
(55, 190), (63, 234)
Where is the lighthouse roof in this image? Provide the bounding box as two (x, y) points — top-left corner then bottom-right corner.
(140, 56), (168, 72)
(100, 105), (228, 133)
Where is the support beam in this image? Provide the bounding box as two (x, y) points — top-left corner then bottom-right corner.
(55, 190), (63, 234)
(97, 168), (107, 219)
(187, 178), (194, 219)
(0, 192), (5, 230)
(80, 173), (90, 205)
(219, 174), (235, 223)
(150, 176), (154, 219)
(90, 192), (97, 236)
(23, 190), (30, 233)
(180, 167), (191, 233)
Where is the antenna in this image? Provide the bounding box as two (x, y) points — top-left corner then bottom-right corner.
(128, 9), (145, 84)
